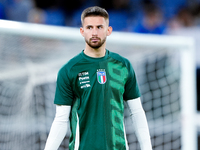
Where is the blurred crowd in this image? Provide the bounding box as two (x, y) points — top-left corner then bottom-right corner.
(0, 0), (200, 33)
(0, 0), (200, 109)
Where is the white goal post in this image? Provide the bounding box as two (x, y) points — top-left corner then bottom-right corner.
(0, 19), (197, 150)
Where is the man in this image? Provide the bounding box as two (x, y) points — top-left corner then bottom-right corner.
(44, 6), (152, 150)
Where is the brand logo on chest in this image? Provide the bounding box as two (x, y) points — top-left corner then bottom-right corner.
(97, 69), (107, 84)
(78, 71), (90, 89)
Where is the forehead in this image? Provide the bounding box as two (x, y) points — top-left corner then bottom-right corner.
(82, 16), (108, 26)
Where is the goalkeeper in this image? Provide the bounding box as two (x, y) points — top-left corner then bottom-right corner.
(44, 6), (152, 150)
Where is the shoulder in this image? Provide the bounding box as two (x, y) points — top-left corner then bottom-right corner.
(59, 52), (83, 74)
(108, 50), (131, 66)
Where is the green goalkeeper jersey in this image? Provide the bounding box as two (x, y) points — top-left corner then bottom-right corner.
(54, 50), (140, 150)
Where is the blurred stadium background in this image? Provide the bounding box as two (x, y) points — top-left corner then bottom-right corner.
(0, 0), (200, 150)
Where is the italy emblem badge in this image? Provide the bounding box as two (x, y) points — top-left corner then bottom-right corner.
(97, 71), (107, 84)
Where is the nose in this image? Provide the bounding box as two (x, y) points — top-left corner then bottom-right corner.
(92, 28), (98, 36)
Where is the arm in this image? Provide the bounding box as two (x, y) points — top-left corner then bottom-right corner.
(44, 105), (71, 150)
(126, 97), (152, 150)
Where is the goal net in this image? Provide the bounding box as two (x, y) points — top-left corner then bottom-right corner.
(0, 20), (197, 150)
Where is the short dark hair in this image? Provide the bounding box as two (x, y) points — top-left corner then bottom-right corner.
(81, 6), (109, 26)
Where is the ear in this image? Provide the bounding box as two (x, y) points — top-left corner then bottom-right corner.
(80, 27), (84, 36)
(107, 26), (112, 36)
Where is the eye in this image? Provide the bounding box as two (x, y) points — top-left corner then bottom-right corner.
(98, 26), (103, 29)
(87, 26), (92, 29)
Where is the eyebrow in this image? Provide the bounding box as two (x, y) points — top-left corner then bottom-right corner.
(85, 24), (104, 28)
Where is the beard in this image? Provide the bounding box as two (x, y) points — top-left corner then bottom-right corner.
(85, 37), (106, 49)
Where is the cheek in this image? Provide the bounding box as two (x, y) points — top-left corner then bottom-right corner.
(83, 33), (91, 40)
(84, 30), (92, 36)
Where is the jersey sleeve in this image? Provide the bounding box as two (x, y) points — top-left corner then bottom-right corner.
(54, 66), (74, 105)
(123, 61), (141, 100)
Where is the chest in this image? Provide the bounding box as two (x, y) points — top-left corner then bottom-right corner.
(71, 61), (129, 96)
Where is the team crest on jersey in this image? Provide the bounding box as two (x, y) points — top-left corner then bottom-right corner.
(97, 71), (107, 84)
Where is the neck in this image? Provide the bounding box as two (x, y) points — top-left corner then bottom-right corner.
(84, 45), (106, 58)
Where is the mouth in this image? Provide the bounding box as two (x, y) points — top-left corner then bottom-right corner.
(90, 37), (100, 42)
